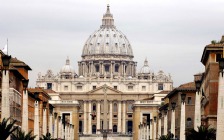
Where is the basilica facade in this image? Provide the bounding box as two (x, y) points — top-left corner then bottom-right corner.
(36, 5), (173, 140)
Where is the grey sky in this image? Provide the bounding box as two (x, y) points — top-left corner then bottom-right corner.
(0, 0), (224, 87)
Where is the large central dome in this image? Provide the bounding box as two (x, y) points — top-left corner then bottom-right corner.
(82, 5), (133, 58)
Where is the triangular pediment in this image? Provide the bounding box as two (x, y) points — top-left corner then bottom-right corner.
(87, 84), (123, 95)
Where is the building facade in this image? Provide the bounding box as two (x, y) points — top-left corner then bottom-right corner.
(36, 5), (173, 140)
(200, 36), (224, 127)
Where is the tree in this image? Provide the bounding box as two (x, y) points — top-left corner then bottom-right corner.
(11, 129), (36, 140)
(159, 135), (171, 140)
(159, 132), (174, 140)
(186, 125), (216, 140)
(40, 132), (53, 140)
(0, 117), (18, 140)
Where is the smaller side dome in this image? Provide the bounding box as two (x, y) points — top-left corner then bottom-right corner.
(140, 58), (150, 73)
(60, 57), (75, 74)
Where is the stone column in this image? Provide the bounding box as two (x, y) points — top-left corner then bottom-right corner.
(58, 116), (62, 139)
(194, 90), (201, 131)
(78, 62), (82, 75)
(118, 101), (122, 132)
(146, 125), (149, 140)
(83, 101), (87, 134)
(134, 62), (137, 77)
(158, 114), (162, 138)
(142, 124), (145, 139)
(54, 113), (58, 139)
(217, 71), (224, 140)
(71, 125), (74, 140)
(97, 101), (101, 134)
(88, 101), (92, 134)
(138, 125), (141, 140)
(171, 103), (176, 137)
(109, 101), (113, 131)
(68, 124), (70, 140)
(1, 70), (10, 121)
(110, 62), (113, 75)
(164, 110), (168, 135)
(121, 62), (124, 76)
(150, 119), (153, 140)
(22, 89), (28, 133)
(65, 123), (68, 140)
(61, 121), (64, 140)
(122, 101), (126, 133)
(153, 117), (157, 140)
(72, 107), (79, 140)
(34, 101), (39, 140)
(49, 110), (53, 136)
(180, 93), (186, 140)
(42, 108), (47, 135)
(139, 125), (142, 140)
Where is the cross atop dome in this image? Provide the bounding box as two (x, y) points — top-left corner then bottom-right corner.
(101, 4), (115, 28)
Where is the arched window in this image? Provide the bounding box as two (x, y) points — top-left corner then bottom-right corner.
(92, 103), (96, 112)
(113, 103), (117, 112)
(115, 65), (119, 72)
(187, 118), (192, 127)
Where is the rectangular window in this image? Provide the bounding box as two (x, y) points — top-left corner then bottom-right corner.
(114, 86), (117, 90)
(128, 86), (133, 91)
(64, 85), (68, 91)
(47, 83), (52, 89)
(142, 86), (146, 91)
(128, 115), (132, 118)
(216, 53), (222, 62)
(105, 65), (110, 72)
(77, 86), (82, 90)
(158, 83), (163, 90)
(187, 97), (192, 104)
(95, 65), (99, 72)
(113, 115), (117, 118)
(93, 86), (96, 90)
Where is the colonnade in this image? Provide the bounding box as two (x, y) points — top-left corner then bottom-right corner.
(82, 100), (128, 134)
(32, 100), (75, 140)
(78, 60), (137, 77)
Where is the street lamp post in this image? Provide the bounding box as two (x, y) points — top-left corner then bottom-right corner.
(217, 58), (224, 140)
(180, 92), (186, 140)
(194, 74), (202, 131)
(171, 102), (176, 137)
(1, 55), (11, 121)
(22, 79), (29, 133)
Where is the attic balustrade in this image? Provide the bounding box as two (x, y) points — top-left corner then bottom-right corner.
(135, 100), (162, 105)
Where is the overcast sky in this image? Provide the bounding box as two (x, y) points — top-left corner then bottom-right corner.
(0, 0), (224, 87)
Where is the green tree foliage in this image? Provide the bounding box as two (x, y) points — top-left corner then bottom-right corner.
(11, 129), (36, 140)
(40, 133), (54, 140)
(0, 117), (18, 140)
(186, 125), (216, 140)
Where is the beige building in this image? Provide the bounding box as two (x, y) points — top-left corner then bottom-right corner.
(36, 5), (173, 140)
